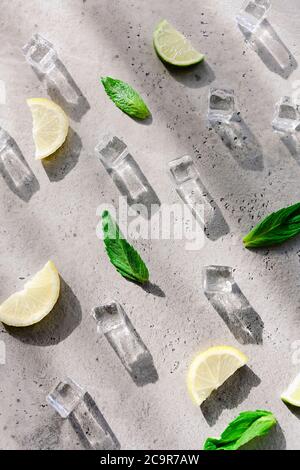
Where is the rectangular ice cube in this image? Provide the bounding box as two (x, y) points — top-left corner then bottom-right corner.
(92, 301), (155, 384)
(95, 134), (128, 169)
(47, 378), (119, 450)
(208, 87), (235, 123)
(95, 135), (156, 208)
(23, 33), (81, 104)
(236, 0), (271, 33)
(203, 266), (263, 344)
(252, 20), (295, 74)
(112, 158), (146, 198)
(169, 156), (212, 226)
(70, 394), (120, 450)
(272, 96), (299, 133)
(22, 33), (57, 73)
(47, 377), (85, 418)
(0, 127), (33, 188)
(0, 128), (10, 153)
(169, 154), (198, 184)
(202, 265), (234, 294)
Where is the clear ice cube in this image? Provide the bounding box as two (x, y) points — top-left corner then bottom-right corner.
(203, 265), (262, 344)
(0, 128), (10, 153)
(95, 134), (127, 169)
(92, 301), (155, 383)
(202, 265), (234, 294)
(208, 88), (235, 123)
(272, 96), (299, 133)
(169, 154), (198, 184)
(253, 20), (295, 75)
(168, 156), (214, 227)
(22, 33), (81, 104)
(47, 377), (85, 418)
(47, 378), (119, 450)
(22, 33), (57, 73)
(70, 394), (120, 450)
(95, 135), (159, 213)
(236, 0), (271, 33)
(0, 127), (33, 188)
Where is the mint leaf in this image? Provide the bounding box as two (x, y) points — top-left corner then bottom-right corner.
(101, 77), (150, 119)
(243, 201), (300, 248)
(204, 410), (276, 450)
(102, 210), (149, 284)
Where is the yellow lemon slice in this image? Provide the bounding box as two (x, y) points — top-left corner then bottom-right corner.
(27, 98), (69, 159)
(0, 261), (60, 327)
(187, 345), (248, 406)
(281, 373), (300, 407)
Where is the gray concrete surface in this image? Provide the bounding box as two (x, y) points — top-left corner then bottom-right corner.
(1, 0), (300, 450)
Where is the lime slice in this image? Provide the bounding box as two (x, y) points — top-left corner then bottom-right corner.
(281, 373), (300, 407)
(153, 20), (204, 66)
(187, 346), (248, 406)
(27, 98), (69, 159)
(0, 261), (60, 327)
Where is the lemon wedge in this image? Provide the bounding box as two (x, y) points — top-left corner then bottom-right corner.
(187, 345), (248, 406)
(27, 98), (69, 159)
(281, 373), (300, 407)
(0, 261), (60, 327)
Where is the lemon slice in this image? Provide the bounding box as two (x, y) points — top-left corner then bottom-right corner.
(281, 373), (300, 407)
(27, 98), (69, 159)
(153, 20), (205, 66)
(187, 346), (248, 406)
(0, 261), (60, 327)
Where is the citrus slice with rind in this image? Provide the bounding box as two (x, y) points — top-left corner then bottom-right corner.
(187, 346), (248, 406)
(27, 98), (69, 159)
(0, 260), (60, 327)
(281, 373), (300, 407)
(153, 20), (204, 66)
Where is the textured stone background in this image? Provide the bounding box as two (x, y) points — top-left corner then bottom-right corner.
(0, 0), (300, 450)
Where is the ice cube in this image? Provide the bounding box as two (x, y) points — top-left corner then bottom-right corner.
(70, 394), (120, 450)
(22, 33), (57, 73)
(272, 96), (299, 133)
(236, 0), (271, 33)
(22, 33), (81, 104)
(95, 135), (159, 216)
(112, 158), (147, 198)
(0, 128), (10, 152)
(0, 127), (34, 188)
(169, 154), (198, 184)
(169, 156), (213, 226)
(95, 134), (128, 169)
(208, 87), (235, 123)
(92, 302), (157, 385)
(203, 266), (262, 343)
(92, 301), (125, 334)
(47, 378), (120, 449)
(202, 265), (234, 294)
(47, 377), (85, 418)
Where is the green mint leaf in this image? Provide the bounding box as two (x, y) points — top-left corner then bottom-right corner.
(101, 77), (150, 119)
(243, 201), (300, 248)
(102, 210), (149, 284)
(204, 410), (276, 450)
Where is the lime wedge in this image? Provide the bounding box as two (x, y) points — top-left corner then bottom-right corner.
(153, 20), (204, 66)
(281, 373), (300, 407)
(187, 346), (248, 406)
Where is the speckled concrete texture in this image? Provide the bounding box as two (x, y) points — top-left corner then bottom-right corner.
(1, 0), (300, 450)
